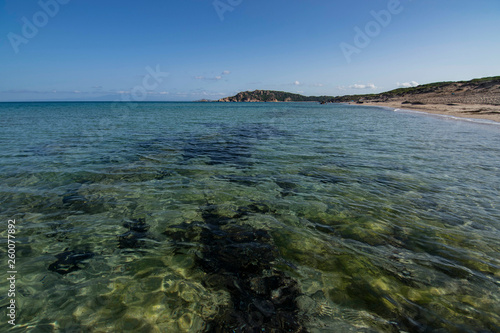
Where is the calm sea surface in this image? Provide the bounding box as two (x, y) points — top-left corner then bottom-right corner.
(1, 102), (499, 332)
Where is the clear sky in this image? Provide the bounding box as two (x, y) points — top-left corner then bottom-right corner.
(1, 0), (499, 101)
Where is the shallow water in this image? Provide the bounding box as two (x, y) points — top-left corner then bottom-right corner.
(0, 102), (499, 332)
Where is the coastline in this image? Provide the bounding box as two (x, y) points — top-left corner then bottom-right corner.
(351, 101), (500, 123)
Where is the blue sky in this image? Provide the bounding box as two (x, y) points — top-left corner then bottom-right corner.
(1, 0), (499, 101)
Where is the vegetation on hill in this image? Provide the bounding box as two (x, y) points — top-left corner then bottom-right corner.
(218, 76), (500, 104)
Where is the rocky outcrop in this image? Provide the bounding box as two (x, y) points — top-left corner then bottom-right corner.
(218, 90), (330, 103)
(219, 90), (280, 102)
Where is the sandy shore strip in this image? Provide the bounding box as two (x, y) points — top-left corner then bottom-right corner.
(354, 102), (500, 123)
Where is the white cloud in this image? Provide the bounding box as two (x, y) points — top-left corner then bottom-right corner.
(293, 81), (300, 85)
(146, 91), (170, 95)
(189, 90), (227, 97)
(397, 81), (419, 88)
(222, 70), (231, 75)
(195, 75), (223, 81)
(350, 83), (376, 89)
(312, 83), (324, 87)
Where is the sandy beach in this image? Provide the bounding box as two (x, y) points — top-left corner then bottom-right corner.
(354, 101), (500, 123)
(345, 77), (500, 123)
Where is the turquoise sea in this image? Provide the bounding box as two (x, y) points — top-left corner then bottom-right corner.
(0, 102), (499, 332)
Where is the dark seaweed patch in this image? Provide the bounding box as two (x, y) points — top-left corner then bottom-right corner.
(24, 142), (66, 156)
(236, 202), (275, 217)
(299, 170), (344, 185)
(48, 250), (94, 275)
(214, 174), (261, 187)
(182, 123), (288, 168)
(275, 179), (300, 197)
(62, 189), (108, 214)
(118, 218), (151, 249)
(165, 205), (307, 332)
(183, 136), (253, 167)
